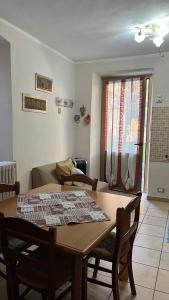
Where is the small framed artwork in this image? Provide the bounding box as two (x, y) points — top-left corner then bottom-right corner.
(69, 100), (74, 108)
(64, 99), (69, 107)
(35, 73), (53, 94)
(56, 97), (74, 108)
(22, 94), (48, 113)
(56, 97), (63, 106)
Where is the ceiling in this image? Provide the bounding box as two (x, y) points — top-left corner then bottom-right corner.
(0, 0), (169, 62)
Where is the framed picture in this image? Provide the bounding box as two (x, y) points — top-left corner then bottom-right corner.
(35, 73), (53, 94)
(22, 94), (48, 113)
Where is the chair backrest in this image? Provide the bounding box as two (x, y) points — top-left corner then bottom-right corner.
(0, 182), (20, 195)
(0, 215), (56, 287)
(113, 192), (141, 267)
(60, 174), (98, 191)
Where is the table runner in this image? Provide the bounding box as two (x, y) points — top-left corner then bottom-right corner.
(17, 191), (110, 226)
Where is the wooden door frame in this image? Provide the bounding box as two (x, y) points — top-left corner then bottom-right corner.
(142, 76), (152, 193)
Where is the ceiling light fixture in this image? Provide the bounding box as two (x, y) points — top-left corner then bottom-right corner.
(134, 22), (169, 47)
(134, 29), (145, 43)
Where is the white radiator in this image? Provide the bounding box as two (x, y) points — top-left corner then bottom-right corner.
(0, 161), (17, 200)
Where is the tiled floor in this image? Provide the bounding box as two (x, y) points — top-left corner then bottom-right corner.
(1, 194), (169, 299)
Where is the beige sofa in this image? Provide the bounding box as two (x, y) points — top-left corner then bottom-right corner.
(32, 162), (109, 192)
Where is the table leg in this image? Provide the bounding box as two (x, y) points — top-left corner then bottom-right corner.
(72, 256), (83, 300)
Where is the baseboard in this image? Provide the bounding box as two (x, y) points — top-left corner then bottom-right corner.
(147, 195), (169, 202)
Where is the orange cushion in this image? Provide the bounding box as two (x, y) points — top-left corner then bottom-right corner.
(56, 158), (74, 183)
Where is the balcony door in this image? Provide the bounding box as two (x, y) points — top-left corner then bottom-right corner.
(102, 76), (151, 193)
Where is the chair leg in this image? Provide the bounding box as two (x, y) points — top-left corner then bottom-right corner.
(93, 258), (100, 278)
(128, 256), (136, 295)
(6, 263), (19, 300)
(41, 293), (47, 300)
(48, 290), (56, 300)
(112, 270), (120, 300)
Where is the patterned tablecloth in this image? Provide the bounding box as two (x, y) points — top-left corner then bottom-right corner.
(17, 191), (110, 227)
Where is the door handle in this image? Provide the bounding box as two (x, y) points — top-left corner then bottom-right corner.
(134, 142), (143, 146)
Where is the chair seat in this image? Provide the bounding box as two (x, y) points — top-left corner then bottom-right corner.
(16, 248), (73, 291)
(91, 232), (116, 261)
(0, 238), (29, 260)
(8, 237), (29, 251)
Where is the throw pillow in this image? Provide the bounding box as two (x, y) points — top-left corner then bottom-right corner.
(71, 167), (85, 187)
(56, 158), (74, 183)
(71, 167), (84, 175)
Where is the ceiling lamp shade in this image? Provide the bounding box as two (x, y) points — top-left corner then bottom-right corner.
(134, 30), (145, 43)
(153, 36), (164, 47)
(134, 21), (169, 47)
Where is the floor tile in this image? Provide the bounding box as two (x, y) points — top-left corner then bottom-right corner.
(134, 234), (163, 251)
(99, 259), (112, 269)
(61, 281), (111, 300)
(160, 252), (169, 270)
(150, 201), (169, 210)
(139, 214), (145, 222)
(88, 265), (111, 278)
(133, 246), (161, 267)
(143, 216), (167, 227)
(119, 282), (154, 300)
(162, 241), (169, 253)
(132, 262), (158, 289)
(137, 223), (141, 231)
(156, 269), (169, 293)
(146, 209), (168, 218)
(139, 224), (165, 238)
(88, 260), (112, 279)
(88, 269), (112, 284)
(87, 282), (111, 300)
(153, 291), (169, 300)
(140, 207), (148, 215)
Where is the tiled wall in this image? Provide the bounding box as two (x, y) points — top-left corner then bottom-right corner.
(150, 107), (169, 161)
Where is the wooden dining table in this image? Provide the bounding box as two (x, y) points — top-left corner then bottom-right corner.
(0, 183), (133, 300)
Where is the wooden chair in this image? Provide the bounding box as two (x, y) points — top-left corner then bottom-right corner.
(87, 192), (142, 300)
(0, 182), (20, 280)
(0, 215), (73, 300)
(0, 182), (20, 195)
(60, 174), (98, 191)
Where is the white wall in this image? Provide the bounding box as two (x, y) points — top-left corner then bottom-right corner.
(90, 73), (102, 178)
(0, 20), (76, 192)
(148, 163), (169, 198)
(0, 39), (12, 161)
(75, 52), (169, 198)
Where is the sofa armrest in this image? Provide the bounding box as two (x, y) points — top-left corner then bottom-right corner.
(32, 163), (59, 188)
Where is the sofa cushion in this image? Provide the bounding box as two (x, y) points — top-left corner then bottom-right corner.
(66, 180), (108, 192)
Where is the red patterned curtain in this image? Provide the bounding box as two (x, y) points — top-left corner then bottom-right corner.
(103, 77), (144, 191)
